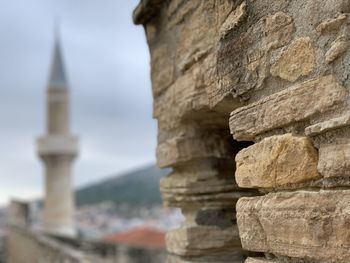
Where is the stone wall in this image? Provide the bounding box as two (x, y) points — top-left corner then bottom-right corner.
(134, 0), (350, 262)
(7, 226), (166, 263)
(7, 227), (89, 263)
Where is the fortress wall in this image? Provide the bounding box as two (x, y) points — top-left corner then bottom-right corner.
(7, 226), (166, 263)
(7, 227), (88, 263)
(134, 1), (350, 262)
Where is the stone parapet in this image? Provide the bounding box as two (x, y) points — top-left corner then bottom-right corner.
(134, 0), (350, 262)
(7, 226), (166, 263)
(237, 191), (350, 263)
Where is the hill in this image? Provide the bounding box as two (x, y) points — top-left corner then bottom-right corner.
(75, 164), (170, 207)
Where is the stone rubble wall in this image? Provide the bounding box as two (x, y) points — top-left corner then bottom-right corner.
(134, 0), (350, 262)
(7, 227), (166, 263)
(7, 227), (89, 263)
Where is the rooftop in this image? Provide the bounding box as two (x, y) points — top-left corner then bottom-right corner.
(103, 227), (166, 249)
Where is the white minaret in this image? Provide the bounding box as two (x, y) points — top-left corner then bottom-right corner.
(37, 32), (78, 237)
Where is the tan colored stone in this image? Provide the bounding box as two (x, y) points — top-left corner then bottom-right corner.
(230, 75), (347, 140)
(150, 44), (175, 96)
(160, 164), (250, 208)
(237, 190), (350, 262)
(153, 66), (207, 131)
(166, 225), (241, 257)
(305, 114), (350, 136)
(235, 134), (320, 189)
(162, 191), (244, 209)
(153, 58), (230, 131)
(316, 14), (347, 34)
(156, 129), (232, 168)
(135, 1), (350, 262)
(246, 258), (275, 263)
(160, 161), (238, 196)
(264, 12), (294, 50)
(167, 0), (199, 29)
(270, 37), (315, 82)
(220, 2), (247, 39)
(318, 142), (350, 179)
(175, 2), (216, 74)
(325, 39), (348, 63)
(218, 10), (295, 99)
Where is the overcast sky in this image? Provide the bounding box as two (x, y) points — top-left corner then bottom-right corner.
(0, 0), (156, 205)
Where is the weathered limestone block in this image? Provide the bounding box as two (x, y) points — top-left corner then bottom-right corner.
(173, 1), (240, 76)
(318, 141), (350, 186)
(162, 188), (246, 209)
(132, 0), (163, 25)
(263, 11), (294, 50)
(166, 225), (241, 257)
(235, 134), (320, 189)
(150, 44), (175, 96)
(167, 254), (246, 263)
(219, 2), (247, 39)
(153, 65), (203, 131)
(230, 75), (347, 141)
(154, 59), (230, 131)
(325, 38), (348, 63)
(218, 9), (295, 99)
(302, 0), (350, 27)
(160, 160), (240, 208)
(246, 258), (275, 263)
(161, 170), (237, 196)
(175, 1), (215, 73)
(167, 0), (200, 29)
(156, 128), (233, 168)
(305, 114), (350, 136)
(270, 38), (315, 82)
(161, 166), (255, 208)
(237, 190), (350, 262)
(316, 14), (347, 34)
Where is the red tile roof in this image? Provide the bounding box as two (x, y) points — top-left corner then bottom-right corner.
(103, 227), (166, 249)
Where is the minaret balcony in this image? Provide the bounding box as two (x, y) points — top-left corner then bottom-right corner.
(37, 135), (79, 157)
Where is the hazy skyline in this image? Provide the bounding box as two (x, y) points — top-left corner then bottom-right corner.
(0, 0), (155, 205)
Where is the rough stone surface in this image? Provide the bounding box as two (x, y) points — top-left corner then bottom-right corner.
(217, 9), (295, 99)
(305, 114), (350, 136)
(230, 75), (347, 141)
(235, 134), (320, 189)
(160, 160), (244, 208)
(246, 258), (275, 263)
(270, 38), (315, 82)
(318, 141), (350, 186)
(166, 225), (240, 257)
(316, 14), (347, 34)
(134, 0), (350, 262)
(325, 39), (349, 63)
(156, 128), (233, 168)
(237, 191), (350, 263)
(219, 2), (247, 39)
(8, 227), (166, 263)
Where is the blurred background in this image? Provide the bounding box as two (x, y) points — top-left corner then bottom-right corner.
(0, 0), (182, 254)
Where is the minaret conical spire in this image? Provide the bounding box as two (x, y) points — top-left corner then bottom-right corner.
(49, 21), (67, 87)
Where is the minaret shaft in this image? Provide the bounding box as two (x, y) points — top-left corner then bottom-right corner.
(43, 156), (75, 235)
(47, 88), (70, 135)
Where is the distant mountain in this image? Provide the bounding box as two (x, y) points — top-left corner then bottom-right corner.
(75, 164), (170, 207)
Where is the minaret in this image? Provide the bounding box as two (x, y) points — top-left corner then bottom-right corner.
(37, 31), (78, 237)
